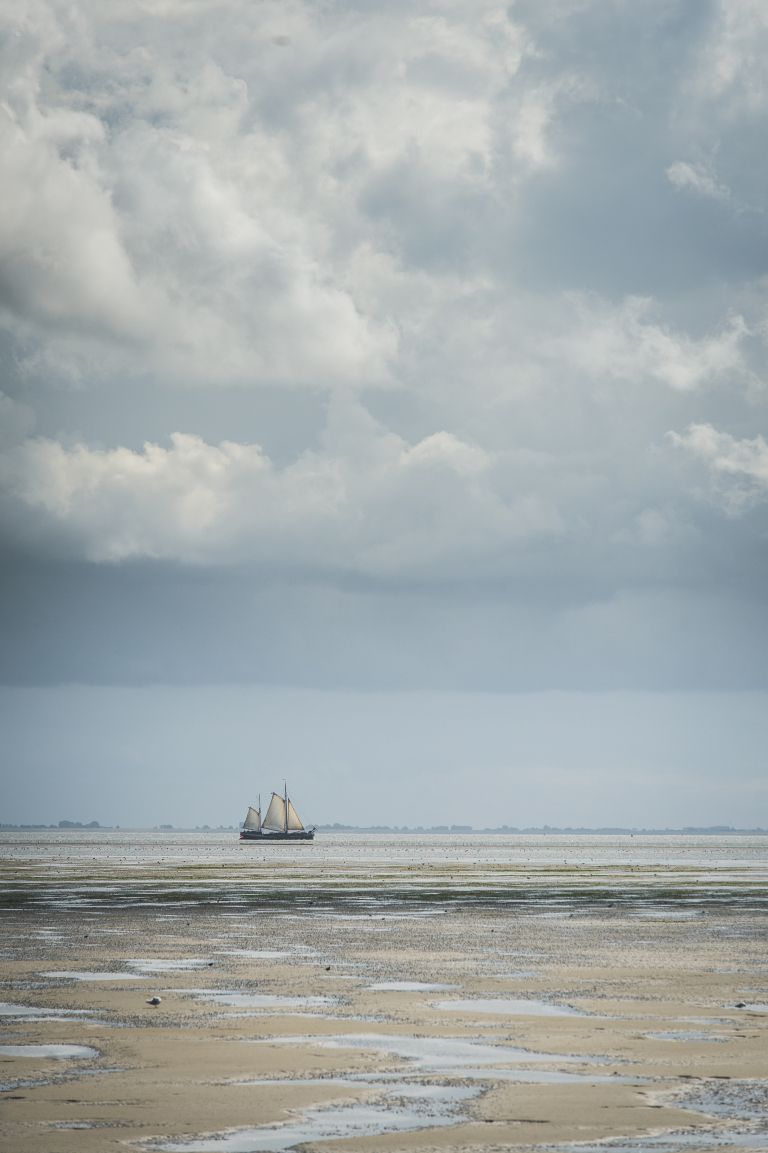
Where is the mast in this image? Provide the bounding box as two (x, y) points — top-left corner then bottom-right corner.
(284, 780), (288, 834)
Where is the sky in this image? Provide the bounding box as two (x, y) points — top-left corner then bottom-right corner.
(1, 0), (767, 829)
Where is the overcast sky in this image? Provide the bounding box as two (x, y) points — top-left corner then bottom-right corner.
(1, 0), (766, 829)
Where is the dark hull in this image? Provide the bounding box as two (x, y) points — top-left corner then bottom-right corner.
(240, 829), (315, 841)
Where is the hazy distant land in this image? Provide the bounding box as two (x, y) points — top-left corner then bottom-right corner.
(318, 822), (768, 835)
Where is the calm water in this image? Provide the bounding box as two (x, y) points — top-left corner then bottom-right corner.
(1, 829), (767, 869)
(1, 831), (766, 916)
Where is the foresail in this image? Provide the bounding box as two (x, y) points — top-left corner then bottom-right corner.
(243, 805), (261, 831)
(286, 799), (304, 831)
(263, 792), (287, 832)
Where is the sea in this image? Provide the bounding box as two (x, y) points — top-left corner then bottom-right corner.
(1, 830), (767, 916)
(2, 828), (767, 867)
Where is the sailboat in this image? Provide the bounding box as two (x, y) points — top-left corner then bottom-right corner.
(239, 785), (315, 841)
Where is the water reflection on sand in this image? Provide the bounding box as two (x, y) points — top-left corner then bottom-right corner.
(1, 830), (766, 1153)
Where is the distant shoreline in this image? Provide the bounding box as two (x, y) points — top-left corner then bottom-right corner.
(321, 824), (768, 835)
(1, 822), (766, 835)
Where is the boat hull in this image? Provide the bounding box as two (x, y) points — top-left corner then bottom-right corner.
(239, 829), (315, 841)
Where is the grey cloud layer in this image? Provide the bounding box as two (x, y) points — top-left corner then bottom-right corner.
(1, 0), (767, 688)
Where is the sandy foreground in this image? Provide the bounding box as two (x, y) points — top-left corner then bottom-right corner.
(0, 836), (767, 1153)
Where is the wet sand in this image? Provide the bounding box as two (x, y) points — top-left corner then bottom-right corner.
(1, 833), (767, 1152)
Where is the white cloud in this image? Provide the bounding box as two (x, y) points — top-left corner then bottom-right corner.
(0, 98), (152, 344)
(0, 0), (399, 386)
(0, 410), (562, 572)
(562, 297), (749, 392)
(697, 0), (768, 110)
(668, 422), (768, 511)
(0, 0), (600, 390)
(401, 431), (489, 476)
(666, 160), (731, 204)
(507, 74), (593, 171)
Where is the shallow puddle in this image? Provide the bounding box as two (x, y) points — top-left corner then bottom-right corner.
(308, 910), (446, 921)
(552, 1130), (768, 1151)
(218, 950), (296, 960)
(0, 1044), (99, 1059)
(176, 990), (338, 1011)
(630, 910), (702, 919)
(367, 981), (457, 992)
(676, 1078), (768, 1122)
(0, 1002), (94, 1019)
(149, 1081), (479, 1152)
(127, 959), (213, 973)
(51, 1121), (105, 1129)
(644, 1030), (727, 1043)
(43, 970), (147, 981)
(254, 1033), (623, 1083)
(432, 997), (585, 1016)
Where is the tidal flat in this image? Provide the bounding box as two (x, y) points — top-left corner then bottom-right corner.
(0, 831), (767, 1153)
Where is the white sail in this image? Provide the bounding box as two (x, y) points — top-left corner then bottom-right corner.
(263, 792), (287, 832)
(243, 806), (261, 831)
(286, 799), (304, 831)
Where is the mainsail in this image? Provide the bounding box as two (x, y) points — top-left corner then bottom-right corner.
(243, 805), (261, 832)
(286, 800), (304, 831)
(262, 792), (287, 832)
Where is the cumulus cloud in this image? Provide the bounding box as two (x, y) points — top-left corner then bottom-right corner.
(0, 7), (149, 340)
(560, 297), (749, 392)
(0, 0), (398, 385)
(505, 74), (594, 171)
(0, 0), (616, 389)
(668, 422), (768, 511)
(696, 0), (768, 110)
(3, 0), (764, 394)
(0, 410), (565, 574)
(666, 161), (732, 204)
